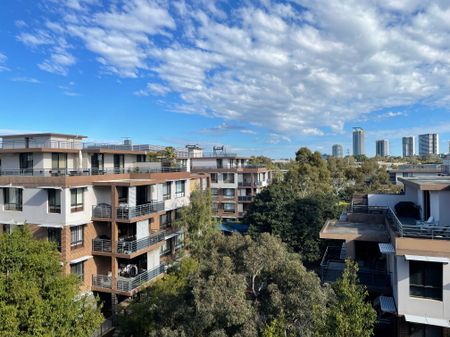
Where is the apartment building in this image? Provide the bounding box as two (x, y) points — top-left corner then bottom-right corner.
(332, 144), (343, 158)
(353, 127), (365, 156)
(186, 146), (272, 221)
(0, 133), (208, 316)
(376, 139), (389, 157)
(403, 136), (415, 157)
(388, 164), (443, 185)
(319, 176), (450, 336)
(419, 133), (439, 156)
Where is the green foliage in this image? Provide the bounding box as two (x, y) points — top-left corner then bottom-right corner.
(177, 189), (218, 254)
(316, 259), (376, 337)
(146, 151), (159, 162)
(0, 226), (103, 337)
(119, 233), (329, 337)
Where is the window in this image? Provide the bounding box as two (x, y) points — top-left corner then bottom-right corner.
(70, 225), (84, 248)
(222, 173), (235, 183)
(70, 261), (84, 280)
(136, 154), (146, 162)
(175, 208), (183, 220)
(410, 261), (443, 301)
(48, 228), (61, 252)
(160, 212), (172, 229)
(163, 182), (172, 200)
(409, 323), (442, 337)
(216, 159), (223, 168)
(175, 181), (185, 198)
(223, 203), (235, 213)
(70, 188), (84, 212)
(48, 189), (61, 213)
(19, 152), (33, 173)
(114, 154), (124, 172)
(51, 153), (67, 171)
(211, 188), (219, 196)
(3, 188), (23, 211)
(223, 188), (235, 199)
(91, 154), (104, 172)
(211, 173), (218, 183)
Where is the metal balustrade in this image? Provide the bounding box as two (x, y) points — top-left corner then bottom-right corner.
(92, 274), (112, 289)
(238, 195), (253, 202)
(116, 201), (164, 220)
(117, 264), (166, 292)
(0, 140), (83, 150)
(0, 166), (187, 177)
(116, 232), (165, 254)
(92, 238), (112, 253)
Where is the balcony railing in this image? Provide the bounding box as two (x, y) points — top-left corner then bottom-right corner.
(92, 274), (112, 289)
(92, 238), (112, 253)
(352, 205), (450, 240)
(0, 140), (83, 150)
(238, 195), (253, 202)
(117, 264), (165, 292)
(116, 201), (164, 220)
(0, 166), (187, 177)
(116, 232), (165, 254)
(320, 246), (391, 292)
(4, 203), (22, 211)
(92, 204), (112, 218)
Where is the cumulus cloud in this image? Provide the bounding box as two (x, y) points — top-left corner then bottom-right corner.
(14, 0), (450, 135)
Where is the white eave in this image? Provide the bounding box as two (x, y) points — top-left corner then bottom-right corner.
(404, 255), (449, 264)
(38, 224), (64, 228)
(36, 186), (63, 190)
(0, 184), (24, 189)
(404, 314), (450, 328)
(70, 255), (92, 264)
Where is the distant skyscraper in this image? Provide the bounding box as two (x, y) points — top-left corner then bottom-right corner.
(419, 133), (439, 156)
(402, 136), (415, 157)
(332, 144), (343, 158)
(352, 127), (365, 156)
(376, 140), (389, 157)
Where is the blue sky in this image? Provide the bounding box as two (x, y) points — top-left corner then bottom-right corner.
(1, 0), (450, 158)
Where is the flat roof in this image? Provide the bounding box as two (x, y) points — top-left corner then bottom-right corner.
(320, 219), (389, 242)
(0, 132), (87, 139)
(399, 177), (450, 190)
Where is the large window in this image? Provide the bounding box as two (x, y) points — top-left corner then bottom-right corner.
(410, 261), (443, 301)
(70, 188), (84, 212)
(409, 323), (442, 337)
(160, 212), (172, 229)
(163, 182), (172, 200)
(70, 225), (84, 248)
(3, 188), (23, 211)
(222, 173), (235, 183)
(19, 153), (33, 173)
(91, 153), (104, 172)
(223, 203), (235, 213)
(211, 188), (219, 196)
(70, 261), (84, 280)
(48, 228), (61, 252)
(51, 153), (67, 171)
(114, 154), (124, 172)
(48, 189), (61, 213)
(223, 188), (235, 199)
(136, 154), (146, 162)
(175, 181), (185, 198)
(210, 173), (218, 183)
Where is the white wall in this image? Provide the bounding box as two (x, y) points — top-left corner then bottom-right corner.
(438, 191), (450, 226)
(430, 191), (440, 223)
(396, 256), (450, 322)
(147, 249), (160, 270)
(367, 193), (410, 209)
(136, 219), (149, 240)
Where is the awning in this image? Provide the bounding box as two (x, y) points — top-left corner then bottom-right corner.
(404, 314), (450, 328)
(68, 220), (88, 227)
(165, 230), (182, 240)
(379, 296), (396, 314)
(404, 255), (449, 263)
(0, 220), (25, 225)
(379, 243), (395, 254)
(38, 224), (64, 228)
(70, 255), (92, 264)
(0, 185), (24, 189)
(70, 185), (89, 189)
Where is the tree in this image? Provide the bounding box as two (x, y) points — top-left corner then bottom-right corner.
(159, 147), (177, 167)
(119, 233), (329, 337)
(317, 259), (376, 337)
(177, 189), (218, 254)
(0, 226), (103, 337)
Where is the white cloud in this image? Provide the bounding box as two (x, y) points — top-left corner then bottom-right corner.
(268, 133), (291, 144)
(14, 1), (450, 136)
(11, 77), (41, 84)
(0, 52), (7, 71)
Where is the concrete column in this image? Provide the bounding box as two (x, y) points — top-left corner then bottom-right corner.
(111, 186), (119, 291)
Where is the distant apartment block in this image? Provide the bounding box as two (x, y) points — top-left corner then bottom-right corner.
(376, 140), (389, 157)
(419, 133), (439, 156)
(0, 133), (209, 317)
(402, 136), (415, 157)
(184, 146), (272, 221)
(332, 144), (343, 158)
(320, 177), (450, 336)
(352, 127), (365, 156)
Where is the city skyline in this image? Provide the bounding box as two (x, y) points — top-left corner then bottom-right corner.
(1, 1), (450, 158)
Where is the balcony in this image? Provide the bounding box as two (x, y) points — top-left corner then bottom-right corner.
(92, 231), (165, 255)
(92, 204), (112, 219)
(238, 195), (253, 202)
(0, 140), (83, 150)
(320, 246), (391, 293)
(0, 166), (187, 177)
(116, 201), (164, 220)
(92, 274), (112, 289)
(4, 203), (22, 211)
(117, 232), (165, 255)
(117, 264), (165, 293)
(353, 205), (450, 240)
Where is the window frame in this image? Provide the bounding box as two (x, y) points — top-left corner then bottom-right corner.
(163, 182), (172, 200)
(3, 188), (23, 211)
(409, 261), (443, 301)
(175, 180), (185, 198)
(70, 261), (84, 280)
(70, 225), (84, 248)
(48, 189), (61, 214)
(51, 153), (67, 171)
(70, 188), (84, 212)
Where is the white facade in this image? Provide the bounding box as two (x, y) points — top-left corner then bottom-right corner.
(419, 133), (439, 156)
(402, 136), (415, 157)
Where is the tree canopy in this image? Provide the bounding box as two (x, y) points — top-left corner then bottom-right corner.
(0, 226), (103, 337)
